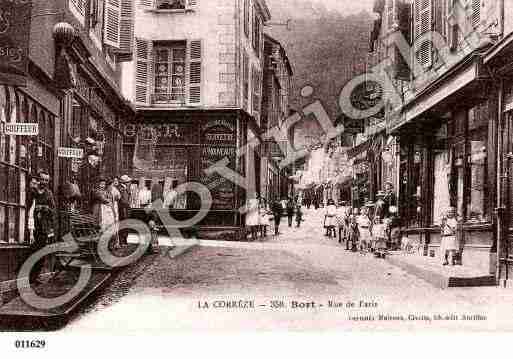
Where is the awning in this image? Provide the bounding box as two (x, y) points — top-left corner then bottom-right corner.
(388, 51), (490, 133)
(347, 140), (370, 159)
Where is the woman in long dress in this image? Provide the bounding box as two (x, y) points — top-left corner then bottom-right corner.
(357, 206), (372, 253)
(324, 199), (337, 238)
(258, 198), (269, 238)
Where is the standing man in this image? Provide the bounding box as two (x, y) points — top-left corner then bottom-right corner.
(271, 199), (283, 236)
(29, 171), (56, 285)
(286, 197), (295, 227)
(118, 175), (132, 246)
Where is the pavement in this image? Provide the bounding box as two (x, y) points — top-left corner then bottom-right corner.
(59, 208), (513, 332)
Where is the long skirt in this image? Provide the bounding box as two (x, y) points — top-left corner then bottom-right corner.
(441, 235), (458, 253)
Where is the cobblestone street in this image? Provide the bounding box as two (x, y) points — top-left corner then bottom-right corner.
(64, 208), (513, 332)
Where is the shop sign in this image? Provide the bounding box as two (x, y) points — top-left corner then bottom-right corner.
(58, 147), (84, 159)
(124, 123), (194, 144)
(4, 122), (38, 135)
(201, 118), (235, 145)
(201, 146), (236, 210)
(0, 0), (32, 87)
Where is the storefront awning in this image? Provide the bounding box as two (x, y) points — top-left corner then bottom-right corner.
(388, 52), (490, 133)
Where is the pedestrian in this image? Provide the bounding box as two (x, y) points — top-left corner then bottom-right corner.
(441, 207), (458, 266)
(245, 193), (260, 241)
(147, 210), (160, 254)
(109, 177), (121, 248)
(295, 200), (303, 228)
(347, 209), (360, 252)
(324, 199), (337, 238)
(138, 179), (152, 208)
(336, 200), (348, 244)
(357, 206), (372, 253)
(117, 175), (132, 246)
(372, 215), (388, 257)
(92, 177), (117, 249)
(259, 197), (269, 238)
(28, 171), (56, 285)
(271, 199), (283, 236)
(286, 197), (295, 227)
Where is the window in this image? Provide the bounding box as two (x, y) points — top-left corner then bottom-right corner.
(244, 0), (250, 38)
(430, 105), (490, 225)
(153, 43), (186, 104)
(243, 52), (249, 110)
(252, 66), (261, 118)
(399, 143), (424, 228)
(136, 39), (202, 106)
(156, 0), (185, 9)
(253, 8), (261, 56)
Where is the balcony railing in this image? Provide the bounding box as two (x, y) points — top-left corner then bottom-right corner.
(151, 93), (186, 106)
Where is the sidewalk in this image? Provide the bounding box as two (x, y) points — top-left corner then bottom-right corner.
(385, 252), (496, 289)
(0, 240), (197, 331)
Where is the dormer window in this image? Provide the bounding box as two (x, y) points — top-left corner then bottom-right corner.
(156, 0), (185, 10)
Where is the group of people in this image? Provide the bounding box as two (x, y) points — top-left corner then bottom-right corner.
(245, 195), (303, 241)
(323, 195), (399, 258)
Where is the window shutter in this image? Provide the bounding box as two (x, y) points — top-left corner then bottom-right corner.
(387, 0), (396, 29)
(244, 0), (250, 37)
(69, 0), (86, 21)
(471, 0), (481, 28)
(186, 0), (198, 10)
(188, 40), (202, 106)
(104, 0), (122, 48)
(414, 0), (433, 69)
(135, 38), (153, 106)
(116, 0), (135, 62)
(139, 0), (154, 8)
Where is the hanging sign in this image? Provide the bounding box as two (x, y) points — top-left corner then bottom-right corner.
(4, 122), (38, 135)
(58, 147), (84, 159)
(0, 0), (33, 87)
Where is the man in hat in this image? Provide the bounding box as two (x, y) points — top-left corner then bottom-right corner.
(118, 175), (132, 246)
(29, 171), (56, 285)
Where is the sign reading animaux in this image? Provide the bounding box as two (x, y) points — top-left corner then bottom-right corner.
(58, 147), (84, 159)
(4, 122), (38, 135)
(0, 0), (32, 87)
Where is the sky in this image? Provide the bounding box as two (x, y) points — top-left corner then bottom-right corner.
(309, 0), (375, 15)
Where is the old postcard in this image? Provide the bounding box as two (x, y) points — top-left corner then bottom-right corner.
(1, 0), (513, 348)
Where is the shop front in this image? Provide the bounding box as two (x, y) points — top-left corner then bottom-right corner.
(391, 54), (497, 274)
(123, 110), (253, 240)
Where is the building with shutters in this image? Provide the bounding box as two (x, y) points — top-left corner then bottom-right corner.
(120, 0), (271, 240)
(0, 0), (135, 299)
(260, 34), (294, 203)
(365, 0), (513, 281)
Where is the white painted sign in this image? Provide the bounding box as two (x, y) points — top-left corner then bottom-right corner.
(4, 123), (38, 136)
(58, 147), (84, 159)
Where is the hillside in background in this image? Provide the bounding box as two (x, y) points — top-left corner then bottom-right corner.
(265, 0), (373, 120)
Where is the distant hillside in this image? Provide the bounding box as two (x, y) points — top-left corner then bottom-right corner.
(265, 0), (373, 121)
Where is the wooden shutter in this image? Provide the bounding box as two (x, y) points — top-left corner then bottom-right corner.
(244, 0), (250, 37)
(104, 0), (121, 48)
(116, 0), (135, 62)
(394, 0), (412, 80)
(471, 0), (481, 28)
(186, 0), (198, 10)
(139, 0), (154, 8)
(387, 0), (395, 29)
(188, 40), (202, 106)
(414, 0), (433, 69)
(70, 0), (86, 21)
(135, 38), (153, 106)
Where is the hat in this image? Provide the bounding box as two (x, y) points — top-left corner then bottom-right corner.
(120, 175), (132, 183)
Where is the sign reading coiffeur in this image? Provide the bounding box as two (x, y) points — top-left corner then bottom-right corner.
(58, 147), (84, 159)
(4, 122), (38, 135)
(0, 0), (32, 87)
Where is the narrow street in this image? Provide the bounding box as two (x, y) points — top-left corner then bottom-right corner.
(63, 208), (513, 332)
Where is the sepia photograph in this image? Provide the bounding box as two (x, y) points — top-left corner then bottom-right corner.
(1, 0), (513, 348)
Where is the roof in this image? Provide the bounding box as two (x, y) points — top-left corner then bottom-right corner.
(264, 33), (293, 76)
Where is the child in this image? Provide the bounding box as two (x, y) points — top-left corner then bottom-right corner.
(441, 207), (458, 265)
(347, 209), (360, 252)
(147, 211), (160, 254)
(357, 207), (372, 253)
(372, 216), (388, 258)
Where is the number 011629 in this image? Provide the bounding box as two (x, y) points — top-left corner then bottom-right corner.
(14, 340), (46, 349)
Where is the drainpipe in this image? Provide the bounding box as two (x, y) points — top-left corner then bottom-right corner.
(496, 79), (504, 286)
